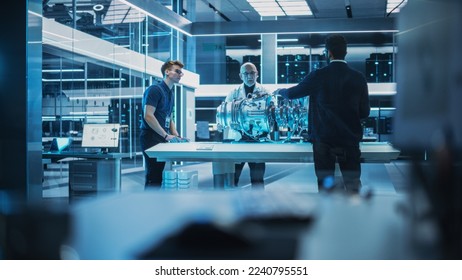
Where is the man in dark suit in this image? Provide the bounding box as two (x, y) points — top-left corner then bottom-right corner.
(274, 34), (370, 194)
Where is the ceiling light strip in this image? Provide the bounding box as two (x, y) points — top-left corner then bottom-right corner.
(42, 78), (127, 82)
(386, 0), (408, 14)
(247, 0), (312, 17)
(42, 69), (85, 73)
(118, 0), (192, 36)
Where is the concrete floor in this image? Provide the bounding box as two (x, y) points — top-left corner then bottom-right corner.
(43, 160), (411, 200)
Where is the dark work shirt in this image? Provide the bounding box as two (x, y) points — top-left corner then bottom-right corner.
(140, 80), (174, 133)
(244, 84), (255, 96)
(279, 61), (370, 146)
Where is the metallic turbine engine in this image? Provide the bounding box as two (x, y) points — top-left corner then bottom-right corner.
(216, 92), (309, 141)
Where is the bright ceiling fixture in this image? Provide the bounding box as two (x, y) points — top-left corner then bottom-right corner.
(42, 69), (85, 73)
(386, 0), (408, 15)
(93, 4), (104, 12)
(258, 38), (298, 42)
(247, 0), (313, 17)
(103, 0), (147, 25)
(42, 78), (126, 82)
(117, 0), (192, 36)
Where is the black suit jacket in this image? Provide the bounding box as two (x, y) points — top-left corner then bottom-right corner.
(279, 61), (370, 146)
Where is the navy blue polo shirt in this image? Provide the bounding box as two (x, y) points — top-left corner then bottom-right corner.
(140, 81), (174, 132)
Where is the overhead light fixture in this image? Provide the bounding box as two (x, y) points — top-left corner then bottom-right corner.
(386, 0), (408, 15)
(93, 4), (104, 12)
(117, 0), (192, 36)
(247, 0), (312, 17)
(258, 38), (298, 42)
(277, 46), (305, 50)
(68, 95), (140, 101)
(345, 0), (352, 18)
(103, 0), (145, 25)
(42, 69), (85, 73)
(42, 78), (126, 82)
(278, 38), (298, 42)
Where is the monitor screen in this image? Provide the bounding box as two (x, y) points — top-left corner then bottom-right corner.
(81, 123), (120, 148)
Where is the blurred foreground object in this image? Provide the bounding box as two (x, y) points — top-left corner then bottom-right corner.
(395, 0), (462, 259)
(0, 194), (69, 259)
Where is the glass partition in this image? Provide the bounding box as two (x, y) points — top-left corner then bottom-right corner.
(225, 35), (262, 84)
(200, 32), (397, 86)
(195, 31), (397, 143)
(274, 33), (396, 84)
(42, 0), (182, 63)
(41, 0), (398, 161)
(41, 0), (193, 170)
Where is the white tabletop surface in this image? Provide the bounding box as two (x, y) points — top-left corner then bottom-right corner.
(146, 142), (400, 163)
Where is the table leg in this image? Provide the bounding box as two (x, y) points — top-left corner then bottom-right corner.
(163, 161), (173, 171)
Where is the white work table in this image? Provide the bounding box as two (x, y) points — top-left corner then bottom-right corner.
(145, 142), (400, 188)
